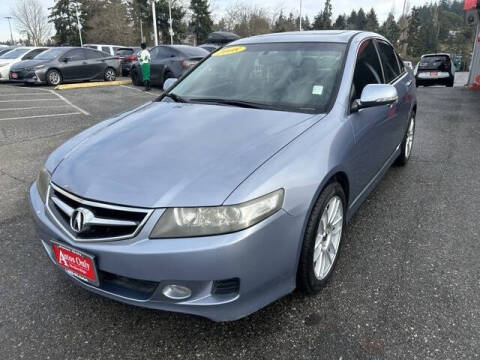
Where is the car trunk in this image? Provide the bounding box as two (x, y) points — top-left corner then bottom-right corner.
(417, 56), (451, 72)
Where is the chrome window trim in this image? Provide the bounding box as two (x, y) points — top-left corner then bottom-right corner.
(46, 182), (154, 243)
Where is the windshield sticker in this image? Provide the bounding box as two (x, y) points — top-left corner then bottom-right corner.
(312, 85), (324, 95)
(213, 46), (246, 57)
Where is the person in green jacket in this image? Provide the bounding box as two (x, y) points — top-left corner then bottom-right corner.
(138, 42), (151, 91)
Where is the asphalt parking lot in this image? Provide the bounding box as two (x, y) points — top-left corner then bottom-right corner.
(1, 80), (479, 359)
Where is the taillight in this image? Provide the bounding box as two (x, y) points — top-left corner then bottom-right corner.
(127, 55), (137, 61)
(182, 60), (197, 68)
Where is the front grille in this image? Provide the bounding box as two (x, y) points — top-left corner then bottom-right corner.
(212, 278), (240, 295)
(46, 183), (153, 242)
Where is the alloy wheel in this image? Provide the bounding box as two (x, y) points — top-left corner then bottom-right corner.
(105, 69), (115, 81)
(313, 195), (343, 280)
(49, 71), (60, 85)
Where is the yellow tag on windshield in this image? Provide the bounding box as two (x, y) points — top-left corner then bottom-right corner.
(213, 46), (246, 57)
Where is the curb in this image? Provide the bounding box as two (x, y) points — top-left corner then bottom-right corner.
(55, 79), (132, 90)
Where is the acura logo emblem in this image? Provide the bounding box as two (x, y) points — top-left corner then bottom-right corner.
(70, 207), (94, 233)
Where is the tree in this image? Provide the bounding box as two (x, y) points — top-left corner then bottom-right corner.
(347, 10), (357, 29)
(356, 8), (368, 30)
(13, 0), (52, 45)
(365, 8), (379, 32)
(333, 14), (347, 30)
(127, 0), (150, 43)
(49, 0), (78, 45)
(379, 12), (400, 45)
(406, 7), (421, 57)
(154, 0), (187, 43)
(273, 10), (296, 32)
(312, 0), (332, 30)
(190, 0), (213, 45)
(85, 0), (134, 44)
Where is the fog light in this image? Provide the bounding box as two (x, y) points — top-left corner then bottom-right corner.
(162, 284), (191, 300)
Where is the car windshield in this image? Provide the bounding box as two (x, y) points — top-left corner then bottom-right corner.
(0, 48), (29, 59)
(170, 42), (346, 113)
(34, 48), (66, 60)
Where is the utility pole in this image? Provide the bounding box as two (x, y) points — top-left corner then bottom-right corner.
(168, 0), (174, 44)
(4, 16), (14, 44)
(75, 4), (83, 46)
(152, 0), (158, 45)
(299, 0), (302, 31)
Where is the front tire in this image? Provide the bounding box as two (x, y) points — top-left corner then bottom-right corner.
(395, 112), (415, 166)
(297, 182), (346, 294)
(46, 69), (62, 86)
(104, 67), (116, 81)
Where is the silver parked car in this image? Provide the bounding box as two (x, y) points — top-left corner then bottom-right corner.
(30, 31), (417, 321)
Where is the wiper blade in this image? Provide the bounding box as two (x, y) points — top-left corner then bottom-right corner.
(189, 98), (269, 109)
(163, 93), (188, 103)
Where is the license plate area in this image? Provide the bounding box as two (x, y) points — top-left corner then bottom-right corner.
(11, 73), (18, 79)
(52, 242), (99, 286)
(430, 71), (438, 77)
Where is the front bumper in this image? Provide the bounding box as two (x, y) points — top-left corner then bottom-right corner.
(29, 183), (301, 321)
(9, 68), (47, 83)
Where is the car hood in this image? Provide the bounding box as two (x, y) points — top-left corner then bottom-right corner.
(10, 59), (48, 70)
(51, 101), (320, 208)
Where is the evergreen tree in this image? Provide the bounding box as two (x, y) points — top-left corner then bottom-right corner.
(406, 7), (421, 57)
(356, 8), (368, 30)
(347, 10), (357, 30)
(48, 0), (81, 45)
(379, 12), (400, 45)
(333, 14), (347, 30)
(154, 0), (187, 43)
(365, 8), (379, 32)
(312, 0), (332, 30)
(190, 0), (213, 44)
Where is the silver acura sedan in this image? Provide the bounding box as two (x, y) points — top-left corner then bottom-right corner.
(30, 31), (417, 321)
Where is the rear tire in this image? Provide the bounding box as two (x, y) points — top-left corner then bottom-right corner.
(46, 69), (62, 86)
(395, 111), (415, 166)
(297, 182), (346, 294)
(131, 69), (142, 86)
(446, 77), (454, 87)
(104, 67), (116, 81)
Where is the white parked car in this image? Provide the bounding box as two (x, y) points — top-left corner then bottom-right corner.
(0, 47), (48, 81)
(83, 44), (124, 56)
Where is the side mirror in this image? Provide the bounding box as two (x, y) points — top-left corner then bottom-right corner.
(351, 84), (398, 113)
(163, 78), (177, 90)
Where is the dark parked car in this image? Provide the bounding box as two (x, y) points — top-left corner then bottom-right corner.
(9, 47), (121, 86)
(414, 53), (455, 87)
(115, 47), (141, 75)
(130, 45), (208, 88)
(198, 44), (220, 53)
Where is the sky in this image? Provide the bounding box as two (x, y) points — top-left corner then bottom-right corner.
(1, 0), (436, 43)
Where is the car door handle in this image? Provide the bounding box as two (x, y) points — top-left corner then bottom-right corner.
(406, 79), (413, 87)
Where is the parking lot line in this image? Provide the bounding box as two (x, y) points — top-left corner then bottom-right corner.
(0, 99), (61, 102)
(0, 112), (80, 121)
(120, 85), (158, 96)
(0, 105), (70, 111)
(49, 90), (90, 116)
(0, 93), (51, 96)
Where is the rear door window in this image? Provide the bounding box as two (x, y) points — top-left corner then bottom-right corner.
(376, 41), (401, 83)
(85, 49), (105, 59)
(65, 49), (85, 61)
(101, 46), (111, 54)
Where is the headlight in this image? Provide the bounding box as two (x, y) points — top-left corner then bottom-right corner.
(36, 168), (51, 203)
(150, 189), (284, 238)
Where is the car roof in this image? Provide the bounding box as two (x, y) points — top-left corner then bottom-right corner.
(231, 30), (366, 45)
